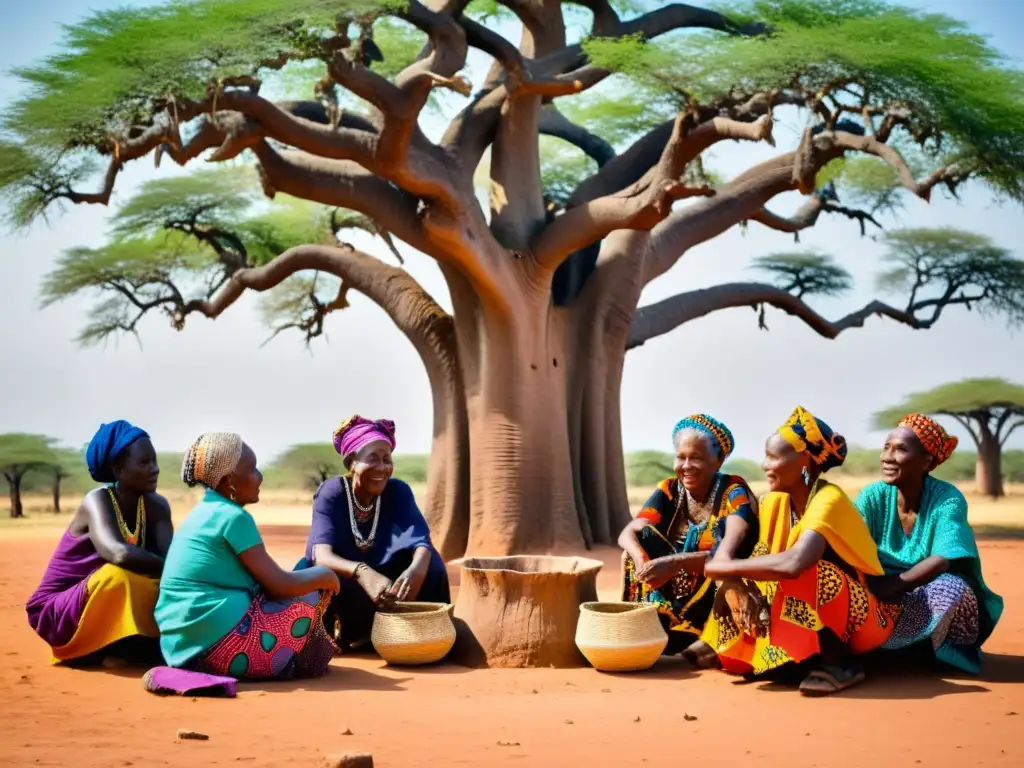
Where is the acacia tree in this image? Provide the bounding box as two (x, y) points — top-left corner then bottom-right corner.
(875, 378), (1024, 499)
(0, 434), (58, 518)
(6, 0), (1024, 556)
(272, 443), (347, 489)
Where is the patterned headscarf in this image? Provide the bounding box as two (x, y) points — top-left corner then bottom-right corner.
(898, 413), (959, 466)
(181, 432), (244, 489)
(778, 406), (847, 473)
(86, 420), (149, 482)
(333, 415), (397, 460)
(672, 413), (735, 459)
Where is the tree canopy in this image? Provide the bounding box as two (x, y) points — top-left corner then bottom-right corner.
(6, 0), (1024, 555)
(874, 377), (1024, 436)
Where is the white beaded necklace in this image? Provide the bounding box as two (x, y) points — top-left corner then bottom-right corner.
(343, 475), (380, 551)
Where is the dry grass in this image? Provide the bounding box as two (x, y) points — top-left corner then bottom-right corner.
(3, 476), (1023, 540)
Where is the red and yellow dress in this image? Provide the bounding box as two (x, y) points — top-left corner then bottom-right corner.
(702, 480), (899, 675)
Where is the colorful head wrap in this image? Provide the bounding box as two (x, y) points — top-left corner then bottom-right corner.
(778, 406), (847, 473)
(181, 432), (244, 490)
(898, 413), (959, 467)
(672, 413), (735, 459)
(333, 415), (397, 459)
(86, 420), (150, 483)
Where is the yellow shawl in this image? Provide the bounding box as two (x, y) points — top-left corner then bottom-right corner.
(758, 480), (883, 576)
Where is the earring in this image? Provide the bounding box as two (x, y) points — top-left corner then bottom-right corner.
(229, 486), (238, 503)
(801, 467), (811, 486)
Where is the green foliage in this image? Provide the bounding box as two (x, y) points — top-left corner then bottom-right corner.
(584, 0), (1024, 201)
(875, 229), (1024, 326)
(539, 136), (598, 206)
(753, 251), (853, 298)
(0, 434), (60, 481)
(624, 450), (673, 488)
(558, 88), (676, 150)
(872, 377), (1024, 429)
(722, 458), (765, 481)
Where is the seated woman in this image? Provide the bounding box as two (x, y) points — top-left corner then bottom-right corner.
(299, 415), (450, 649)
(155, 432), (340, 680)
(856, 414), (1003, 674)
(618, 414), (757, 665)
(26, 420), (172, 665)
(703, 406), (897, 696)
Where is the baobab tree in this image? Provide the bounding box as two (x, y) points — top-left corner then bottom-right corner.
(5, 0), (1024, 556)
(875, 378), (1024, 499)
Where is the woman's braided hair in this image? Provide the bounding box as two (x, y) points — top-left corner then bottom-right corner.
(181, 432), (244, 490)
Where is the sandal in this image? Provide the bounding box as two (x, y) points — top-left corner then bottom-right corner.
(798, 664), (865, 697)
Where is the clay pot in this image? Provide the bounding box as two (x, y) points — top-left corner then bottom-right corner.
(575, 602), (668, 672)
(449, 555), (603, 668)
(370, 602), (456, 665)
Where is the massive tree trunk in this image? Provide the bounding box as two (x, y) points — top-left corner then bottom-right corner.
(976, 434), (1004, 499)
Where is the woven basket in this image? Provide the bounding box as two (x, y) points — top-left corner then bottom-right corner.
(575, 602), (668, 672)
(371, 602), (456, 666)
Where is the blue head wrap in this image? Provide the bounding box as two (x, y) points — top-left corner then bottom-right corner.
(671, 414), (735, 460)
(86, 420), (150, 483)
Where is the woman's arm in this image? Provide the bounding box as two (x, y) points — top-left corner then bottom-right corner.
(711, 514), (752, 563)
(148, 495), (174, 559)
(84, 493), (165, 577)
(311, 543), (364, 579)
(870, 555), (950, 599)
(706, 530), (827, 582)
(239, 544), (340, 599)
(618, 518), (653, 567)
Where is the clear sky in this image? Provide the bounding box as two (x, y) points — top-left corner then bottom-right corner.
(1, 0), (1022, 466)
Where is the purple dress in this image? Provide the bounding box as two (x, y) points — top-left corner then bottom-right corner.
(299, 477), (450, 645)
(27, 531), (109, 648)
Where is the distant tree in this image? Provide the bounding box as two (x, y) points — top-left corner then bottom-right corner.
(272, 443), (346, 490)
(0, 434), (58, 518)
(874, 378), (1024, 498)
(45, 448), (80, 513)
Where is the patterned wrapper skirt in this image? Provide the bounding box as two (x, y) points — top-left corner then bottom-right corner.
(192, 590), (337, 680)
(622, 525), (716, 638)
(883, 573), (981, 671)
(703, 559), (900, 676)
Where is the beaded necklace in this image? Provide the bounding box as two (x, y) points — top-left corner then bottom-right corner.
(673, 475), (721, 545)
(343, 475), (380, 551)
(106, 486), (146, 548)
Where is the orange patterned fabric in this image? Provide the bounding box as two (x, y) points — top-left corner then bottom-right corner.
(898, 413), (959, 466)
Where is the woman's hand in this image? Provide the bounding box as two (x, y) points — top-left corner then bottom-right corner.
(354, 564), (395, 606)
(389, 564), (427, 602)
(714, 578), (769, 638)
(866, 573), (906, 601)
(635, 556), (682, 590)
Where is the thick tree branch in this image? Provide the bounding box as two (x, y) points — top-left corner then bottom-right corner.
(538, 105), (615, 166)
(627, 282), (927, 349)
(533, 114), (774, 270)
(177, 244), (450, 351)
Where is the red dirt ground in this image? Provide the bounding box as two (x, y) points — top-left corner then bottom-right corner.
(1, 529), (1022, 767)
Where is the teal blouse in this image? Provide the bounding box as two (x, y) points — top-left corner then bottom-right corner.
(856, 477), (1003, 671)
(155, 489), (264, 667)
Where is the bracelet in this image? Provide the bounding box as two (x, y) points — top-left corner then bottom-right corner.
(352, 562), (366, 578)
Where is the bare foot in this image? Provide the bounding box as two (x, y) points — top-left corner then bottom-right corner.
(681, 640), (720, 670)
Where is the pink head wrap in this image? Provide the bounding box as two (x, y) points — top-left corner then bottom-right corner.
(333, 415), (396, 459)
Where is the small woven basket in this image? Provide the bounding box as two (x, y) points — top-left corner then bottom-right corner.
(575, 602), (668, 672)
(371, 602), (456, 666)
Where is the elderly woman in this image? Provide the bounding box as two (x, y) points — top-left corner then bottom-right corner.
(155, 433), (339, 680)
(856, 414), (1003, 673)
(26, 420), (172, 665)
(299, 415), (450, 649)
(703, 406), (897, 696)
(618, 414), (757, 665)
